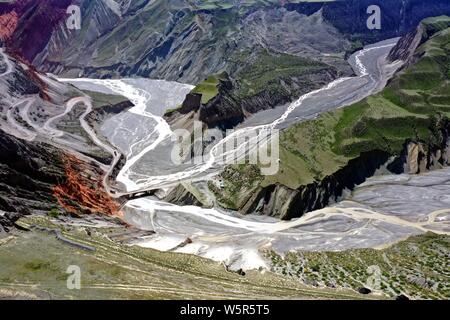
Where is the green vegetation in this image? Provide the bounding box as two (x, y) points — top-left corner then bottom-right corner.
(210, 164), (264, 210)
(219, 18), (450, 196)
(349, 40), (364, 53)
(164, 105), (183, 116)
(189, 0), (337, 11)
(0, 215), (363, 300)
(270, 20), (450, 188)
(234, 50), (333, 100)
(47, 208), (60, 219)
(267, 233), (450, 299)
(172, 48), (335, 120)
(422, 15), (450, 35)
(190, 0), (234, 11)
(191, 74), (222, 104)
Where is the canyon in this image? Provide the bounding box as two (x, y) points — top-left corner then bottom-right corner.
(0, 1), (449, 300)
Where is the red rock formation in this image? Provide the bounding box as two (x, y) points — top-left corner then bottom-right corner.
(26, 64), (51, 102)
(6, 50), (52, 101)
(0, 11), (18, 41)
(0, 0), (74, 62)
(53, 154), (123, 218)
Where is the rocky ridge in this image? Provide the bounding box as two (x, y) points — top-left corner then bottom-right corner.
(208, 16), (450, 220)
(0, 51), (131, 232)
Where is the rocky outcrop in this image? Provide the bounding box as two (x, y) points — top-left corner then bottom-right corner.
(0, 128), (123, 233)
(198, 77), (244, 130)
(388, 16), (450, 65)
(0, 131), (123, 234)
(0, 211), (27, 233)
(405, 142), (429, 174)
(52, 153), (122, 217)
(176, 93), (202, 115)
(236, 115), (450, 220)
(0, 0), (74, 62)
(388, 116), (450, 174)
(167, 73), (245, 130)
(239, 139), (450, 220)
(322, 0), (450, 44)
(0, 132), (66, 225)
(236, 67), (339, 115)
(388, 25), (425, 63)
(241, 150), (391, 220)
(245, 184), (298, 218)
(167, 61), (339, 132)
(0, 52), (129, 231)
(0, 11), (18, 41)
(163, 184), (203, 207)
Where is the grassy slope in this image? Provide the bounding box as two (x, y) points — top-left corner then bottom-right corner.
(268, 233), (450, 299)
(198, 50), (333, 103)
(82, 90), (130, 109)
(165, 74), (222, 115)
(1, 216), (445, 300)
(264, 18), (450, 190)
(233, 50), (334, 100)
(0, 215), (363, 300)
(209, 164), (264, 210)
(214, 17), (450, 209)
(191, 74), (221, 104)
(166, 50), (336, 117)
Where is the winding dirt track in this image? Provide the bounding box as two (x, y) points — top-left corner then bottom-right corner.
(0, 50), (116, 171)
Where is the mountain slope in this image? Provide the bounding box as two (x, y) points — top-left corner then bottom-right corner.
(32, 0), (354, 83)
(2, 0), (449, 133)
(165, 52), (341, 130)
(0, 0), (74, 62)
(8, 0), (443, 81)
(2, 0), (448, 83)
(214, 16), (450, 219)
(0, 50), (131, 232)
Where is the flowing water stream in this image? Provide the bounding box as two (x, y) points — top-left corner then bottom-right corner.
(60, 39), (450, 270)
